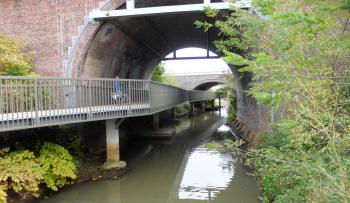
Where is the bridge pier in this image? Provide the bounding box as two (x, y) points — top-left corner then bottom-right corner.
(201, 101), (206, 112)
(143, 112), (175, 137)
(103, 119), (126, 170)
(171, 107), (177, 120)
(211, 99), (215, 113)
(153, 113), (160, 130)
(189, 102), (194, 116)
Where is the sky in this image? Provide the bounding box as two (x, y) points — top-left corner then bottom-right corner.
(163, 48), (230, 75)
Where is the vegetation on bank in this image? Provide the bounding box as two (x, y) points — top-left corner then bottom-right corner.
(216, 75), (236, 123)
(0, 34), (78, 203)
(0, 127), (82, 203)
(0, 143), (77, 202)
(151, 62), (178, 86)
(199, 0), (350, 202)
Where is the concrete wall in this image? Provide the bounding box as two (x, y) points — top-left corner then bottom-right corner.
(230, 65), (271, 133)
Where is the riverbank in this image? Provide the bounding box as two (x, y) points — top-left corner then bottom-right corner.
(5, 159), (130, 203)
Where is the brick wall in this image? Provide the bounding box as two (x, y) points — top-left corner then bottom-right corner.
(0, 0), (102, 76)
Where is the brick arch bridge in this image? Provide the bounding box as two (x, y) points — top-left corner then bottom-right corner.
(0, 0), (270, 133)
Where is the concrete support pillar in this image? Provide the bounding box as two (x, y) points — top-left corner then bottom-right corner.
(103, 119), (126, 170)
(201, 101), (206, 112)
(171, 107), (176, 120)
(219, 97), (222, 115)
(153, 113), (160, 130)
(211, 99), (215, 113)
(190, 102), (194, 115)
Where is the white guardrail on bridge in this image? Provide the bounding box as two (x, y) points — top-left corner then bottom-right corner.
(0, 77), (217, 132)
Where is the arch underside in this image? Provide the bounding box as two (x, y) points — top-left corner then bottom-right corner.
(73, 0), (271, 133)
(192, 81), (225, 90)
(78, 0), (228, 79)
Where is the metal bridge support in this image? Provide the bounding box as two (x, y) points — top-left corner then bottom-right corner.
(153, 113), (160, 130)
(103, 119), (126, 170)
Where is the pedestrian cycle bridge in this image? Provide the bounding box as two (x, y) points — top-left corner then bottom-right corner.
(0, 77), (217, 132)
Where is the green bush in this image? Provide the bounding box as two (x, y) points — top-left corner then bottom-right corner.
(0, 148), (43, 195)
(246, 130), (350, 202)
(0, 185), (6, 203)
(0, 143), (77, 202)
(38, 142), (77, 191)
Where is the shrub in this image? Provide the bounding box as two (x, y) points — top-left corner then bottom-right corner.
(0, 148), (43, 196)
(0, 185), (6, 203)
(0, 142), (77, 202)
(38, 142), (77, 191)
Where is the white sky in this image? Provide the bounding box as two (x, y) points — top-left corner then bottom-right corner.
(163, 48), (230, 75)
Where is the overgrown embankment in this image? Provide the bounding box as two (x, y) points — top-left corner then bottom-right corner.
(199, 0), (350, 201)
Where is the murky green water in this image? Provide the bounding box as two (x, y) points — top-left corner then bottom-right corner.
(39, 113), (260, 203)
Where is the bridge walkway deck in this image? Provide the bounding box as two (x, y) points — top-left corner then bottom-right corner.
(0, 77), (217, 132)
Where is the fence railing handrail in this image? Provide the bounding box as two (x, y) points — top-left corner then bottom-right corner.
(0, 77), (217, 132)
(0, 76), (149, 82)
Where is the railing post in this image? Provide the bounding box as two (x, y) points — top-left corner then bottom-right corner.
(128, 80), (131, 115)
(126, 0), (135, 9)
(148, 81), (152, 113)
(88, 80), (92, 120)
(204, 0), (210, 5)
(34, 78), (39, 125)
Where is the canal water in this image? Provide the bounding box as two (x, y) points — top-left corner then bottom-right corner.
(40, 112), (260, 203)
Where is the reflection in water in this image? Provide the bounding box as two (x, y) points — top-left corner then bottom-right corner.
(175, 118), (191, 134)
(179, 148), (234, 201)
(39, 113), (260, 203)
(217, 125), (230, 132)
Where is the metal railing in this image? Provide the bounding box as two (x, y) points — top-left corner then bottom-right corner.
(0, 77), (217, 132)
(189, 90), (217, 102)
(150, 82), (189, 113)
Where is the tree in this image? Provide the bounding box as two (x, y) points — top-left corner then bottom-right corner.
(198, 1), (350, 201)
(151, 63), (165, 82)
(0, 34), (34, 76)
(151, 62), (179, 87)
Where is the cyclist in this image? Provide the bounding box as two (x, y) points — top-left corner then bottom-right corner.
(112, 76), (128, 103)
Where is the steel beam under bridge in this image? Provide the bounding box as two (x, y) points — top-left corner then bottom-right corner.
(0, 77), (217, 132)
(89, 0), (252, 20)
